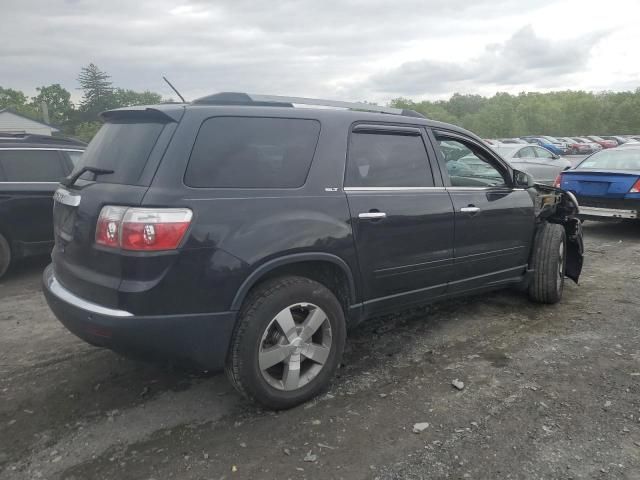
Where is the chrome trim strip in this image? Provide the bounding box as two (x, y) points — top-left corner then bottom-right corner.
(0, 148), (84, 152)
(53, 188), (81, 207)
(579, 206), (637, 219)
(46, 269), (133, 317)
(0, 181), (59, 185)
(344, 187), (447, 192)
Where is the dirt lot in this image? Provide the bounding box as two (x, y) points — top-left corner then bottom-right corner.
(1, 220), (639, 480)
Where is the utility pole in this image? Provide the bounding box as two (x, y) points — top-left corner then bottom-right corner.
(41, 101), (50, 125)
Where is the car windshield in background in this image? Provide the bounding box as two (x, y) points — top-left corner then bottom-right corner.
(577, 149), (640, 170)
(71, 119), (165, 185)
(493, 146), (519, 156)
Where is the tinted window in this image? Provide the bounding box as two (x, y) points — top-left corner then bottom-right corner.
(0, 150), (65, 182)
(71, 120), (165, 184)
(345, 132), (434, 187)
(185, 117), (320, 188)
(436, 137), (507, 187)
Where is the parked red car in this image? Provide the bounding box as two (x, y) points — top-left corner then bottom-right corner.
(586, 135), (617, 149)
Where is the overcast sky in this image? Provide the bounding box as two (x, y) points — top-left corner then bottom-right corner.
(2, 0), (639, 104)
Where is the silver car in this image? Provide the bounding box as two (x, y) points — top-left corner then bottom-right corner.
(492, 144), (572, 185)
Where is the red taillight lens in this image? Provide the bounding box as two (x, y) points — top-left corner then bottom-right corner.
(553, 174), (562, 188)
(630, 178), (640, 193)
(96, 207), (192, 251)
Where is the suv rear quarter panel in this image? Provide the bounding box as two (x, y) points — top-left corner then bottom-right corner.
(137, 107), (359, 315)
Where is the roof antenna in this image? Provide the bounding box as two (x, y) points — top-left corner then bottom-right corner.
(162, 76), (186, 103)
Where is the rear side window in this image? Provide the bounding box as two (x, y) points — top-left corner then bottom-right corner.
(345, 131), (434, 187)
(71, 120), (165, 184)
(0, 150), (66, 182)
(185, 117), (320, 188)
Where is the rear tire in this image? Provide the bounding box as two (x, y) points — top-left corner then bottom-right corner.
(528, 223), (566, 304)
(0, 233), (11, 280)
(226, 276), (346, 410)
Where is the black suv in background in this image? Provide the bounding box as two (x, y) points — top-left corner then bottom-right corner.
(0, 133), (85, 278)
(43, 94), (583, 409)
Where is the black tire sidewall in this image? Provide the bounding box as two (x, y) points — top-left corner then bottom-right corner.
(232, 277), (346, 409)
(0, 233), (11, 279)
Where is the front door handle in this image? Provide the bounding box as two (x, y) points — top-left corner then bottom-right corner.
(460, 206), (480, 214)
(358, 211), (387, 219)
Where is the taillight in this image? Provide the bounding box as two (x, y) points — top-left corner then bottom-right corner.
(630, 178), (640, 193)
(553, 174), (562, 188)
(96, 206), (192, 251)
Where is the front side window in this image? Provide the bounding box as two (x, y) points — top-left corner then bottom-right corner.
(436, 136), (508, 187)
(517, 146), (536, 158)
(0, 150), (65, 182)
(534, 147), (554, 159)
(185, 117), (320, 188)
(345, 131), (434, 188)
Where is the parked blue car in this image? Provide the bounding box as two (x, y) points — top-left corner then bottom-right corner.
(521, 137), (564, 156)
(556, 146), (640, 220)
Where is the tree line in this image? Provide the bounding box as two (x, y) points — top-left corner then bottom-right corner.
(391, 89), (640, 138)
(2, 63), (639, 142)
(0, 63), (165, 141)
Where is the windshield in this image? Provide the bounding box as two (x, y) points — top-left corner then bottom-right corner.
(70, 119), (165, 185)
(577, 149), (640, 170)
(493, 146), (518, 156)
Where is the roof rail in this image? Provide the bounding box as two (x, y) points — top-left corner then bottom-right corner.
(191, 92), (425, 118)
(0, 132), (87, 146)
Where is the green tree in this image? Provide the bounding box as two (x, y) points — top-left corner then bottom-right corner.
(74, 121), (102, 142)
(30, 84), (74, 125)
(0, 86), (39, 119)
(77, 63), (114, 114)
(112, 88), (163, 107)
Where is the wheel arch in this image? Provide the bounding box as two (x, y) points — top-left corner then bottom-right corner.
(230, 253), (358, 313)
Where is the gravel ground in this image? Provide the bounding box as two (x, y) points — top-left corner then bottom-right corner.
(1, 220), (639, 480)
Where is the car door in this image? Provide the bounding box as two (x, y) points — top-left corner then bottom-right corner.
(0, 149), (68, 249)
(344, 123), (455, 314)
(430, 130), (535, 294)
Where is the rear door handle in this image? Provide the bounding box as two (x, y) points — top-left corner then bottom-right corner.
(460, 206), (480, 214)
(358, 212), (387, 219)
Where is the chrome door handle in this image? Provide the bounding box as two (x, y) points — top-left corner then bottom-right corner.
(358, 212), (387, 219)
(460, 206), (480, 214)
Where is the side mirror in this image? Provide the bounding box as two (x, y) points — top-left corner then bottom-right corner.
(552, 153), (560, 160)
(513, 169), (535, 188)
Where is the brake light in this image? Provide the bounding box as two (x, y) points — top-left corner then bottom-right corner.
(630, 178), (640, 193)
(553, 174), (562, 188)
(96, 207), (192, 251)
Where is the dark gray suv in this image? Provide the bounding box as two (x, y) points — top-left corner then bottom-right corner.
(42, 93), (583, 409)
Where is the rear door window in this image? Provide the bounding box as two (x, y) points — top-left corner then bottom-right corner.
(0, 150), (66, 182)
(185, 117), (320, 188)
(345, 130), (434, 187)
(71, 120), (165, 184)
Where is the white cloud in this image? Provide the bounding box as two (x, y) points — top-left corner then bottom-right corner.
(0, 0), (638, 104)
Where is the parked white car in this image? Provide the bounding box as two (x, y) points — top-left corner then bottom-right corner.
(492, 144), (572, 185)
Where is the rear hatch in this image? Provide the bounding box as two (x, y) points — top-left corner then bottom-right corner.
(560, 170), (640, 199)
(52, 107), (181, 308)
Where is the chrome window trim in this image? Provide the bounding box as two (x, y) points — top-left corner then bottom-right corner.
(0, 181), (59, 185)
(344, 186), (447, 192)
(0, 147), (84, 152)
(45, 269), (133, 317)
(53, 188), (81, 206)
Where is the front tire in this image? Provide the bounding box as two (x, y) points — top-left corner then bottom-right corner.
(226, 276), (346, 410)
(0, 233), (11, 280)
(528, 223), (566, 304)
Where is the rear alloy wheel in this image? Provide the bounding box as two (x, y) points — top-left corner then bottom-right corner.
(226, 276), (346, 410)
(0, 233), (11, 280)
(528, 223), (566, 304)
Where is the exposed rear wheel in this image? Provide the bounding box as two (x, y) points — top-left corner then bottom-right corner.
(0, 233), (11, 280)
(528, 223), (566, 304)
(226, 276), (346, 410)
